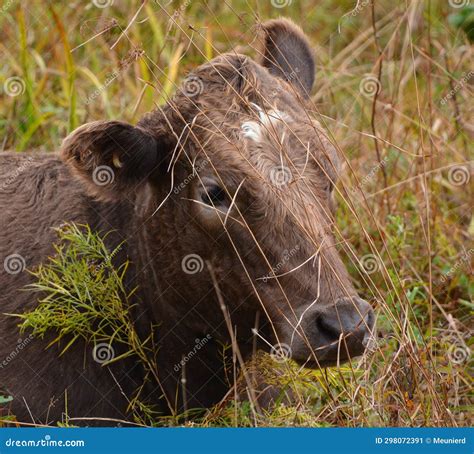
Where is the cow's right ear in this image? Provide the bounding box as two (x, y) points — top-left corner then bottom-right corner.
(257, 19), (315, 98)
(61, 120), (165, 200)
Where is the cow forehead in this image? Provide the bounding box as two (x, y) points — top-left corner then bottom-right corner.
(190, 100), (334, 190)
(184, 77), (337, 186)
(238, 104), (328, 179)
(241, 103), (292, 143)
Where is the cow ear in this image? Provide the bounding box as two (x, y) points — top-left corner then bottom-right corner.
(61, 120), (164, 200)
(257, 18), (315, 98)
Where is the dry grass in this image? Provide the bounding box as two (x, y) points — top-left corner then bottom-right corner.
(0, 0), (472, 427)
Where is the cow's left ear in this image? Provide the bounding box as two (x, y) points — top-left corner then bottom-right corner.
(61, 120), (165, 200)
(257, 18), (315, 98)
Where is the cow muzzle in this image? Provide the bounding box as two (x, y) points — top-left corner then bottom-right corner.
(289, 297), (375, 367)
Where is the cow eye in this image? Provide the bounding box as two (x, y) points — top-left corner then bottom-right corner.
(201, 185), (227, 206)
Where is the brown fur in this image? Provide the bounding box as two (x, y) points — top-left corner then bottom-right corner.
(0, 19), (373, 425)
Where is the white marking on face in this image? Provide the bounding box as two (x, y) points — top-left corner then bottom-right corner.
(241, 104), (292, 143)
(241, 121), (262, 142)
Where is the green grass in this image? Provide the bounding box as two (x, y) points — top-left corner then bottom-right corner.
(10, 224), (163, 426)
(0, 0), (472, 427)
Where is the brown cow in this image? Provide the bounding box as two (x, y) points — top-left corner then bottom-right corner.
(0, 19), (374, 425)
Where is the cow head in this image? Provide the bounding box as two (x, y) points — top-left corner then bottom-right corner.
(61, 19), (374, 370)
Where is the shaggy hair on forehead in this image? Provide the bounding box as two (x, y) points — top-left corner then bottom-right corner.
(158, 52), (341, 194)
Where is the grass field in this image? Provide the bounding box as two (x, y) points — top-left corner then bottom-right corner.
(0, 0), (472, 427)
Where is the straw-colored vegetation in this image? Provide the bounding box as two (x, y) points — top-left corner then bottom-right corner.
(0, 0), (472, 427)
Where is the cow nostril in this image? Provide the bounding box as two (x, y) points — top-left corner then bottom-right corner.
(316, 297), (374, 342)
(316, 314), (342, 341)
